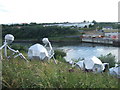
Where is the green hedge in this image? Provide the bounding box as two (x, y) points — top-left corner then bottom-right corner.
(98, 53), (116, 68)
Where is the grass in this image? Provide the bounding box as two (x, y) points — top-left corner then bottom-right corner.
(2, 57), (119, 88)
(49, 37), (81, 42)
(98, 53), (116, 68)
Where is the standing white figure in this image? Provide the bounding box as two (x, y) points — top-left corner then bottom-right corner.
(28, 38), (57, 64)
(0, 34), (28, 61)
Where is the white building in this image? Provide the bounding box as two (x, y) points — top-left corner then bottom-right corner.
(105, 32), (119, 39)
(43, 22), (94, 28)
(102, 26), (113, 30)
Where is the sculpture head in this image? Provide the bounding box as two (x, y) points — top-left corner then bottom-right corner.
(5, 34), (14, 44)
(42, 38), (49, 44)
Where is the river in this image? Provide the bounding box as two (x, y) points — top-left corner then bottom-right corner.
(52, 42), (119, 62)
(13, 42), (119, 62)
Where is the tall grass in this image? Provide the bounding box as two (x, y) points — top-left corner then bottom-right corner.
(2, 58), (119, 88)
(98, 53), (116, 68)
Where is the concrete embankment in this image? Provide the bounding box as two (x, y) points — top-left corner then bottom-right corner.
(81, 38), (120, 46)
(13, 37), (120, 47)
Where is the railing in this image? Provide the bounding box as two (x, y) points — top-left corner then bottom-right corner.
(82, 37), (114, 45)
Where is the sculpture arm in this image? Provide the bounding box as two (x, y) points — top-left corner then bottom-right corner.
(0, 43), (7, 50)
(7, 45), (19, 53)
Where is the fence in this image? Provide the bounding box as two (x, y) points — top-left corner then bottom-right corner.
(82, 37), (114, 45)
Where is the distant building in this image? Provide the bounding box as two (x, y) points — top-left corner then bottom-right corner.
(102, 26), (118, 39)
(43, 22), (94, 28)
(102, 26), (118, 33)
(102, 26), (113, 30)
(104, 32), (119, 40)
(83, 31), (104, 38)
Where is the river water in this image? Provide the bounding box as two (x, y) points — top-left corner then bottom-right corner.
(52, 42), (119, 62)
(13, 42), (120, 62)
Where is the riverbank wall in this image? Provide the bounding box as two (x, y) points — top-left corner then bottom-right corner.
(81, 38), (120, 47)
(13, 37), (120, 47)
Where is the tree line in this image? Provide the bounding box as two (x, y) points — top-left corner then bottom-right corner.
(2, 24), (79, 40)
(2, 22), (118, 40)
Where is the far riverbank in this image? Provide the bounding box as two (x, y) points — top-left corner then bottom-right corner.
(13, 36), (120, 47)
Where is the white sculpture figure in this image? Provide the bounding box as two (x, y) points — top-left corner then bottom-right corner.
(0, 34), (28, 61)
(84, 56), (104, 73)
(28, 38), (57, 64)
(76, 60), (85, 70)
(28, 44), (49, 60)
(109, 65), (120, 78)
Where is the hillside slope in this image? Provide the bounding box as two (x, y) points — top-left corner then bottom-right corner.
(2, 59), (119, 88)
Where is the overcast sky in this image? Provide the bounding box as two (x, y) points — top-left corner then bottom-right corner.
(0, 0), (119, 24)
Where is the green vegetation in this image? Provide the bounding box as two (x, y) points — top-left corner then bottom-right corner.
(11, 44), (27, 52)
(98, 53), (116, 68)
(2, 22), (118, 42)
(1, 22), (119, 88)
(96, 22), (118, 29)
(0, 39), (2, 45)
(54, 50), (66, 63)
(1, 48), (119, 88)
(2, 58), (118, 88)
(54, 50), (66, 59)
(2, 25), (79, 40)
(49, 36), (81, 42)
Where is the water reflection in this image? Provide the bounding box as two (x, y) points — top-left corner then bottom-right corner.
(56, 43), (119, 62)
